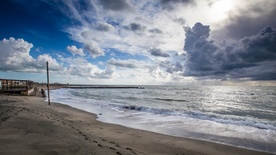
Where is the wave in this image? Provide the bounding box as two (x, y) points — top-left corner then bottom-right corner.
(154, 98), (189, 102)
(118, 104), (276, 131)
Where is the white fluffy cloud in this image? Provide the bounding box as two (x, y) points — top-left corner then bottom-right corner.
(35, 54), (62, 71)
(0, 37), (33, 71)
(94, 21), (115, 32)
(84, 41), (105, 58)
(0, 37), (116, 81)
(106, 57), (177, 82)
(0, 37), (62, 72)
(67, 45), (85, 56)
(108, 58), (141, 69)
(62, 57), (115, 79)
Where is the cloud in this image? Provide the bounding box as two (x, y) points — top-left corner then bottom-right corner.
(124, 23), (146, 32)
(184, 22), (210, 51)
(98, 0), (133, 11)
(149, 28), (163, 34)
(149, 48), (170, 57)
(106, 57), (174, 82)
(56, 0), (96, 26)
(157, 53), (185, 74)
(166, 61), (184, 74)
(150, 66), (170, 79)
(51, 0), (186, 60)
(84, 41), (105, 58)
(212, 1), (276, 40)
(160, 0), (195, 11)
(108, 58), (139, 68)
(0, 37), (33, 71)
(0, 37), (118, 80)
(35, 54), (62, 71)
(61, 57), (115, 79)
(101, 65), (116, 78)
(0, 37), (62, 72)
(94, 22), (114, 32)
(67, 45), (85, 56)
(183, 22), (276, 80)
(174, 17), (186, 25)
(106, 57), (178, 81)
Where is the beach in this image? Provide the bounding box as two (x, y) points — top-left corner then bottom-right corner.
(0, 94), (274, 155)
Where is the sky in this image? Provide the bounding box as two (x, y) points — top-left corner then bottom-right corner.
(0, 0), (276, 85)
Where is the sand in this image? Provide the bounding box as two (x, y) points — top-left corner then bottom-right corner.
(0, 94), (274, 155)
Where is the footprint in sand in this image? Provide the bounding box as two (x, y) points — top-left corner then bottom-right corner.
(98, 144), (103, 147)
(126, 148), (132, 151)
(116, 152), (122, 155)
(1, 116), (10, 122)
(109, 147), (116, 151)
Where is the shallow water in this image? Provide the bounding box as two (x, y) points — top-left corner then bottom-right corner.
(50, 86), (276, 153)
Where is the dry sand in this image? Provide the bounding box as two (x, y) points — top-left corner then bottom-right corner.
(0, 94), (274, 155)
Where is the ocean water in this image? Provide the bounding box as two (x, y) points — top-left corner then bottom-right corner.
(50, 86), (276, 153)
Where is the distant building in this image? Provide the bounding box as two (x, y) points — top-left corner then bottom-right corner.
(0, 78), (34, 95)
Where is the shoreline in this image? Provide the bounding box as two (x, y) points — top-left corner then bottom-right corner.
(52, 97), (276, 154)
(1, 95), (275, 155)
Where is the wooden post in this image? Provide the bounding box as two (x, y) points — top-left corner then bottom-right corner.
(46, 61), (50, 105)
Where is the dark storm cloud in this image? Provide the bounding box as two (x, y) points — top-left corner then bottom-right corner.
(184, 23), (210, 51)
(183, 22), (276, 80)
(149, 48), (170, 57)
(212, 3), (276, 40)
(99, 0), (132, 11)
(160, 0), (195, 11)
(124, 23), (146, 32)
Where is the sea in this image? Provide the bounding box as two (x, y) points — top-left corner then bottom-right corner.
(49, 85), (276, 153)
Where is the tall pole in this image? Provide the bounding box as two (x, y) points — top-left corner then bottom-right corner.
(46, 61), (50, 105)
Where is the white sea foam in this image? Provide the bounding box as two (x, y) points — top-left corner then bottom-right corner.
(49, 86), (276, 153)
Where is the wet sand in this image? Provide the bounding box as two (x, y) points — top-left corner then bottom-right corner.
(0, 94), (274, 155)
